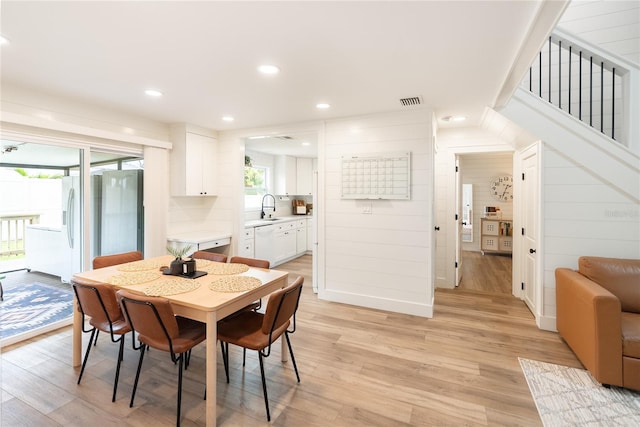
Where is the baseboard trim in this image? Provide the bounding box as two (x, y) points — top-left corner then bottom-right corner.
(321, 289), (433, 318)
(537, 314), (557, 332)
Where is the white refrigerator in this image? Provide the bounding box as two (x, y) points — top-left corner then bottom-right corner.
(60, 176), (81, 283)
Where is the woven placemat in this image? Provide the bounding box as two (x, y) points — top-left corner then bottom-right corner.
(143, 277), (200, 296)
(110, 271), (161, 286)
(117, 259), (165, 272)
(194, 259), (214, 269)
(202, 262), (250, 276)
(208, 276), (262, 292)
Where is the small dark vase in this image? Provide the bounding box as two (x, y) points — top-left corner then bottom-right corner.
(169, 258), (184, 275)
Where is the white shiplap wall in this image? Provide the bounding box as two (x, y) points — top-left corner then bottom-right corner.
(541, 144), (640, 319)
(459, 153), (514, 252)
(558, 0), (640, 65)
(321, 110), (434, 317)
(434, 127), (515, 288)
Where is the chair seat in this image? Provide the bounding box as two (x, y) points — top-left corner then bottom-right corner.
(218, 310), (290, 351)
(139, 316), (206, 354)
(90, 318), (131, 335)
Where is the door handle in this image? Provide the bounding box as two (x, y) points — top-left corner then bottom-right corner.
(529, 248), (536, 254)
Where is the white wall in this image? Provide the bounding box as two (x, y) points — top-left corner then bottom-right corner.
(434, 127), (515, 288)
(459, 153), (514, 252)
(502, 88), (640, 331)
(541, 143), (640, 321)
(321, 110), (434, 317)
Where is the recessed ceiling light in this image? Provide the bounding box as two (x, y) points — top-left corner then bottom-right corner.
(442, 115), (466, 122)
(258, 65), (280, 75)
(316, 103), (331, 109)
(248, 135), (266, 140)
(301, 142), (311, 146)
(144, 89), (163, 97)
(222, 116), (234, 122)
(0, 36), (9, 45)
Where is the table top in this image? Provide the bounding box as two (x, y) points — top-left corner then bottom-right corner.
(73, 255), (288, 317)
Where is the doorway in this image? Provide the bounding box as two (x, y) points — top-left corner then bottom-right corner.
(456, 152), (514, 295)
(0, 138), (143, 345)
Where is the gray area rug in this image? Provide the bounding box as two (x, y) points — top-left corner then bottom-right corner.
(519, 358), (640, 426)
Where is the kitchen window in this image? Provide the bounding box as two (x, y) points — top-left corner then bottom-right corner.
(244, 164), (268, 210)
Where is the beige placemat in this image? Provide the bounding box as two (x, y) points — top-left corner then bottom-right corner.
(194, 259), (213, 269)
(109, 271), (162, 286)
(202, 262), (250, 276)
(117, 259), (165, 272)
(208, 276), (262, 292)
(143, 277), (200, 296)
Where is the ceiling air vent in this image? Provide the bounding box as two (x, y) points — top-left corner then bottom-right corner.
(399, 96), (423, 107)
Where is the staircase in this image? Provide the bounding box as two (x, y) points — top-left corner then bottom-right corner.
(519, 29), (639, 151)
(500, 29), (639, 202)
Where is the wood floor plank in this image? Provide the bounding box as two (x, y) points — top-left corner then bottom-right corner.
(1, 254), (581, 426)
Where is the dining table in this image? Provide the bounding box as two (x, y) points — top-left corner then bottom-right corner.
(71, 254), (289, 426)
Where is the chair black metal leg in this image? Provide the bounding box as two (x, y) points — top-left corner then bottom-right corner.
(77, 328), (97, 384)
(94, 330), (99, 346)
(258, 352), (271, 422)
(285, 332), (300, 383)
(177, 355), (184, 427)
(243, 348), (247, 366)
(220, 341), (229, 383)
(130, 344), (147, 408)
(112, 336), (125, 402)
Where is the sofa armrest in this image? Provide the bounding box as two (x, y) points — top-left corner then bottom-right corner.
(556, 268), (623, 386)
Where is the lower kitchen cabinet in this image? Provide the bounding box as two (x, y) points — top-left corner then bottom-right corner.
(296, 220), (306, 254)
(238, 228), (255, 258)
(274, 222), (296, 263)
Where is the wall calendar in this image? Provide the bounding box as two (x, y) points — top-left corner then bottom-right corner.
(341, 152), (411, 200)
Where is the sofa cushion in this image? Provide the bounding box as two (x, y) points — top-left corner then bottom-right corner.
(578, 257), (640, 313)
(622, 312), (640, 359)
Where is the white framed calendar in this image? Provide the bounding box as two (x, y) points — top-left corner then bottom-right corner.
(341, 152), (411, 200)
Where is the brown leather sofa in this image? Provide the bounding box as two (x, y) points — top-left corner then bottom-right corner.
(556, 256), (640, 391)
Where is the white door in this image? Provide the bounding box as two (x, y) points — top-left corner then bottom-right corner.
(455, 157), (462, 286)
(521, 146), (539, 313)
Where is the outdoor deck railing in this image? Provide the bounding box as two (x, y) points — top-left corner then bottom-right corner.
(0, 214), (40, 257)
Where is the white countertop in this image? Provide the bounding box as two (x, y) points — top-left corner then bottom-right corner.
(167, 231), (232, 244)
(245, 215), (312, 228)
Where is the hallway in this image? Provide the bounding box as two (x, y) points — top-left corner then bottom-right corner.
(458, 250), (512, 294)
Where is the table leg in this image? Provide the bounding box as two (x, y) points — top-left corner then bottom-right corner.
(205, 311), (217, 427)
(281, 335), (288, 362)
(72, 298), (82, 367)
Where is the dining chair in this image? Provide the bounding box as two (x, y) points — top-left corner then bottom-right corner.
(71, 277), (132, 402)
(229, 255), (270, 269)
(192, 250), (227, 263)
(93, 250), (143, 269)
(217, 276), (304, 421)
(117, 289), (206, 427)
(225, 255), (272, 365)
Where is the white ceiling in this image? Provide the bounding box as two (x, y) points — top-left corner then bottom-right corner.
(0, 1), (553, 137)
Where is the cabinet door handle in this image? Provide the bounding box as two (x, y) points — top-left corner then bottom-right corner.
(529, 248), (536, 254)
(435, 226), (440, 231)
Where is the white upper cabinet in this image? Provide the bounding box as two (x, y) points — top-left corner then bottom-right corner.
(296, 157), (313, 195)
(275, 155), (297, 195)
(275, 155), (316, 196)
(170, 125), (218, 196)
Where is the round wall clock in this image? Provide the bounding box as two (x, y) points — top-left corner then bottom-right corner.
(490, 175), (513, 202)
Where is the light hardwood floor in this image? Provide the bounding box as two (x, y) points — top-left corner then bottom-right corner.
(0, 255), (580, 426)
(458, 250), (513, 294)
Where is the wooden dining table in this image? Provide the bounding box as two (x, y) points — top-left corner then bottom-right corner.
(71, 254), (289, 426)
